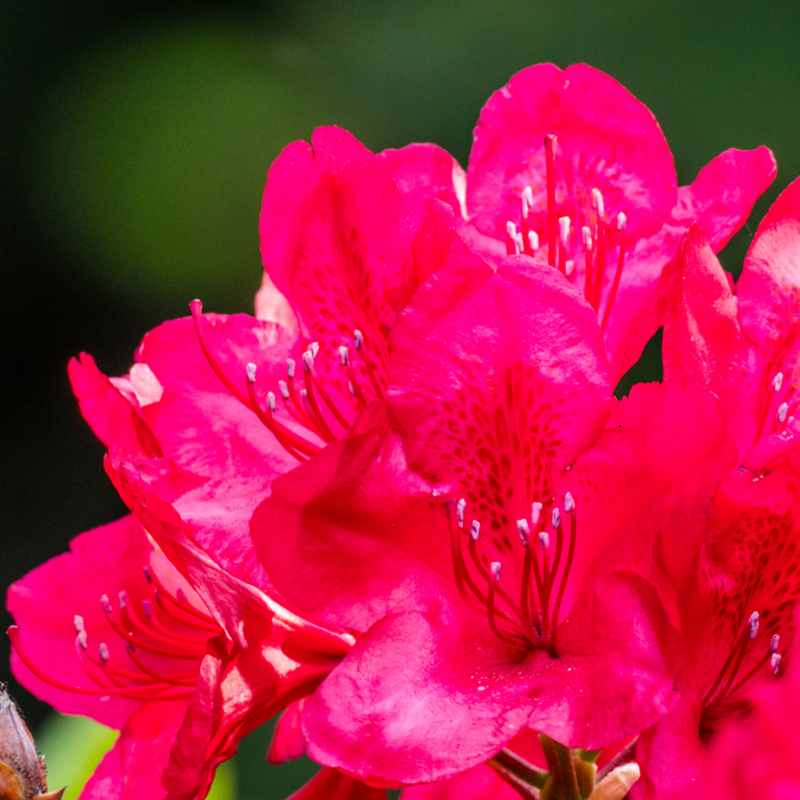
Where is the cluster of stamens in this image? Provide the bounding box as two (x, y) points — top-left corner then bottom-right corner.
(701, 610), (782, 721)
(752, 368), (798, 451)
(190, 300), (384, 462)
(504, 134), (627, 332)
(446, 492), (578, 657)
(9, 565), (221, 701)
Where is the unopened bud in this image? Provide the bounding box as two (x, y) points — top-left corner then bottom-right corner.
(589, 762), (640, 800)
(0, 686), (63, 799)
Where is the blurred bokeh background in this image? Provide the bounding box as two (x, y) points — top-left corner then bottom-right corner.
(2, 0), (800, 795)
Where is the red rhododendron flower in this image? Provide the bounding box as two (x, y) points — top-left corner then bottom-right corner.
(690, 605), (800, 800)
(629, 177), (800, 799)
(253, 246), (736, 785)
(381, 63), (775, 383)
(7, 507), (354, 800)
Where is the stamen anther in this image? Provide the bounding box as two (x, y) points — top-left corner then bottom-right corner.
(287, 359), (296, 378)
(348, 381), (356, 397)
(278, 380), (290, 399)
(565, 260), (575, 277)
(617, 212), (627, 230)
(99, 643), (110, 662)
(339, 346), (349, 365)
(749, 611), (760, 639)
(770, 634), (780, 653)
(310, 342), (319, 358)
(176, 588), (187, 603)
(143, 599), (153, 619)
(778, 403), (789, 423)
(490, 562), (502, 582)
(100, 595), (112, 614)
(470, 520), (481, 541)
(552, 508), (561, 529)
(522, 186), (534, 213)
(582, 226), (592, 250)
(774, 372), (784, 391)
(564, 492), (575, 513)
(268, 392), (277, 412)
(559, 216), (570, 246)
(73, 615), (85, 634)
(515, 232), (524, 255)
(771, 653), (782, 675)
(354, 330), (364, 351)
(528, 231), (539, 252)
(457, 498), (466, 529)
(517, 519), (530, 548)
(246, 363), (257, 383)
(77, 631), (88, 650)
(506, 221), (517, 239)
(592, 188), (605, 218)
(538, 531), (550, 549)
(531, 502), (543, 525)
(143, 566), (152, 584)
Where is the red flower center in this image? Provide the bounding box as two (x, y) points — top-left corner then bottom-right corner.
(502, 135), (628, 332)
(190, 300), (384, 462)
(9, 565), (221, 702)
(447, 491), (577, 658)
(699, 610), (782, 733)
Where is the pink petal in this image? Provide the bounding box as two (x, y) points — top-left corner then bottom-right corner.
(401, 764), (520, 800)
(467, 63), (675, 246)
(7, 516), (156, 728)
(81, 701), (186, 800)
(301, 571), (680, 785)
(389, 253), (612, 510)
(377, 143), (466, 227)
(287, 767), (387, 800)
(268, 699), (308, 764)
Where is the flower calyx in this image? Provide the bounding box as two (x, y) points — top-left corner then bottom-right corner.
(488, 735), (640, 800)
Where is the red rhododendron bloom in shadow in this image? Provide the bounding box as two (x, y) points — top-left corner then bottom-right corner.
(253, 247), (736, 786)
(386, 63), (775, 384)
(687, 604), (800, 800)
(7, 508), (354, 800)
(632, 179), (800, 799)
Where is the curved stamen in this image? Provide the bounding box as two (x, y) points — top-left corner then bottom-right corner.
(487, 564), (529, 648)
(142, 566), (218, 626)
(545, 135), (558, 268)
(551, 494), (576, 646)
(702, 612), (760, 707)
(301, 354), (338, 441)
(600, 213), (627, 332)
(126, 644), (199, 687)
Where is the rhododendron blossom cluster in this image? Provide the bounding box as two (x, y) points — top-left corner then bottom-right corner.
(7, 62), (800, 800)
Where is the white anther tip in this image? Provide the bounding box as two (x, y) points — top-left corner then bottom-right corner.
(456, 498), (466, 529)
(617, 212), (627, 230)
(770, 634), (780, 653)
(771, 652), (782, 674)
(77, 630), (88, 650)
(246, 363), (257, 383)
(528, 230), (539, 251)
(339, 346), (349, 365)
(118, 590), (128, 609)
(539, 530), (550, 549)
(749, 611), (760, 639)
(774, 372), (784, 391)
(515, 232), (524, 255)
(100, 594), (112, 613)
(348, 381), (356, 397)
(592, 188), (605, 217)
(522, 186), (534, 207)
(286, 358), (296, 378)
(99, 643), (110, 662)
(559, 216), (571, 245)
(278, 380), (290, 399)
(581, 226), (592, 249)
(778, 402), (789, 423)
(490, 562), (502, 582)
(73, 615), (85, 633)
(517, 518), (530, 547)
(353, 330), (364, 350)
(565, 259), (575, 277)
(302, 351), (314, 371)
(531, 501), (543, 525)
(470, 520), (481, 541)
(267, 392), (277, 412)
(564, 492), (575, 513)
(552, 508), (562, 528)
(310, 341), (319, 358)
(506, 220), (517, 238)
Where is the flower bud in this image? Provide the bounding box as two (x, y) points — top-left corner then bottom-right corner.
(0, 686), (64, 800)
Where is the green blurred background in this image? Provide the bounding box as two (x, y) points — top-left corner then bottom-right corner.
(2, 0), (800, 795)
